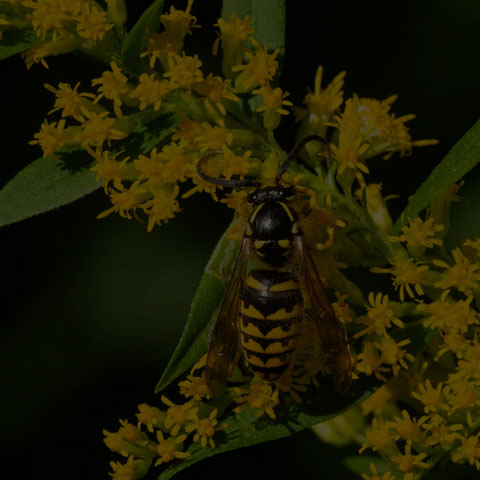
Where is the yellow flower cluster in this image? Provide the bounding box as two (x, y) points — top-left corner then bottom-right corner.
(327, 217), (480, 478)
(20, 0), (436, 234)
(7, 1), (479, 478)
(103, 356), (226, 477)
(0, 0), (119, 68)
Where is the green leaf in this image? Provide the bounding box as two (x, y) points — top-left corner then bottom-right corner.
(393, 117), (480, 234)
(444, 164), (480, 250)
(0, 28), (41, 60)
(221, 0), (286, 53)
(0, 153), (102, 227)
(120, 0), (165, 74)
(0, 110), (176, 228)
(155, 222), (239, 393)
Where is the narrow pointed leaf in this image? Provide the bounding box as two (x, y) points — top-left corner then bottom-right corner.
(0, 153), (101, 227)
(444, 163), (480, 249)
(393, 117), (480, 234)
(120, 0), (165, 74)
(155, 222), (239, 393)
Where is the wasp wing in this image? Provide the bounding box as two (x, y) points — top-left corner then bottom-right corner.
(206, 234), (250, 397)
(293, 235), (352, 393)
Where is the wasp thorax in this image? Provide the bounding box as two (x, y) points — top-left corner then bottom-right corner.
(248, 186), (298, 267)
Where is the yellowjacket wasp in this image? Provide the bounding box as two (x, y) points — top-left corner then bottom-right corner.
(197, 135), (352, 397)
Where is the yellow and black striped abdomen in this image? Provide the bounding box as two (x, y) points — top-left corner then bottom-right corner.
(239, 269), (303, 381)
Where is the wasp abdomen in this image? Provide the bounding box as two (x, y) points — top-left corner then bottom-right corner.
(239, 269), (303, 382)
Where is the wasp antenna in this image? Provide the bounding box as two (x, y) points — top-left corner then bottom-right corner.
(197, 152), (259, 188)
(276, 134), (332, 183)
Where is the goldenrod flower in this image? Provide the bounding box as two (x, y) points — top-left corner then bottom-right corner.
(91, 62), (131, 117)
(374, 336), (414, 376)
(355, 183), (395, 233)
(161, 396), (198, 436)
(178, 370), (210, 401)
(109, 455), (149, 480)
(371, 255), (428, 302)
(160, 0), (197, 44)
(24, 0), (70, 41)
(103, 419), (148, 456)
(433, 248), (480, 293)
(129, 73), (172, 111)
(90, 149), (136, 190)
(418, 290), (478, 334)
(97, 180), (149, 221)
(142, 185), (182, 232)
(136, 403), (165, 433)
(213, 13), (254, 77)
(389, 216), (443, 257)
(233, 46), (280, 93)
(29, 118), (66, 157)
(78, 109), (128, 148)
(436, 331), (469, 360)
(195, 122), (234, 152)
(296, 66), (345, 132)
(451, 432), (480, 469)
(411, 379), (449, 414)
(22, 36), (81, 69)
(445, 379), (480, 427)
(355, 341), (388, 381)
(76, 3), (114, 41)
(386, 410), (427, 444)
(164, 52), (203, 90)
(234, 383), (280, 419)
(390, 443), (430, 473)
(141, 31), (179, 69)
(253, 84), (293, 130)
(153, 431), (190, 466)
(44, 82), (94, 121)
(354, 292), (404, 338)
(193, 74), (239, 116)
(359, 417), (397, 455)
(217, 145), (256, 180)
(220, 189), (250, 217)
(361, 463), (396, 480)
(421, 414), (463, 448)
(464, 237), (480, 258)
(133, 148), (165, 187)
(134, 143), (193, 187)
(184, 409), (221, 449)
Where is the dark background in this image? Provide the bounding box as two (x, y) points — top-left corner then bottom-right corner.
(2, 1), (479, 479)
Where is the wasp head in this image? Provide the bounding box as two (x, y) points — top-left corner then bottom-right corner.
(247, 185), (296, 206)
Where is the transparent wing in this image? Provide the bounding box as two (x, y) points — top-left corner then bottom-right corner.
(293, 235), (352, 393)
(206, 234), (250, 397)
